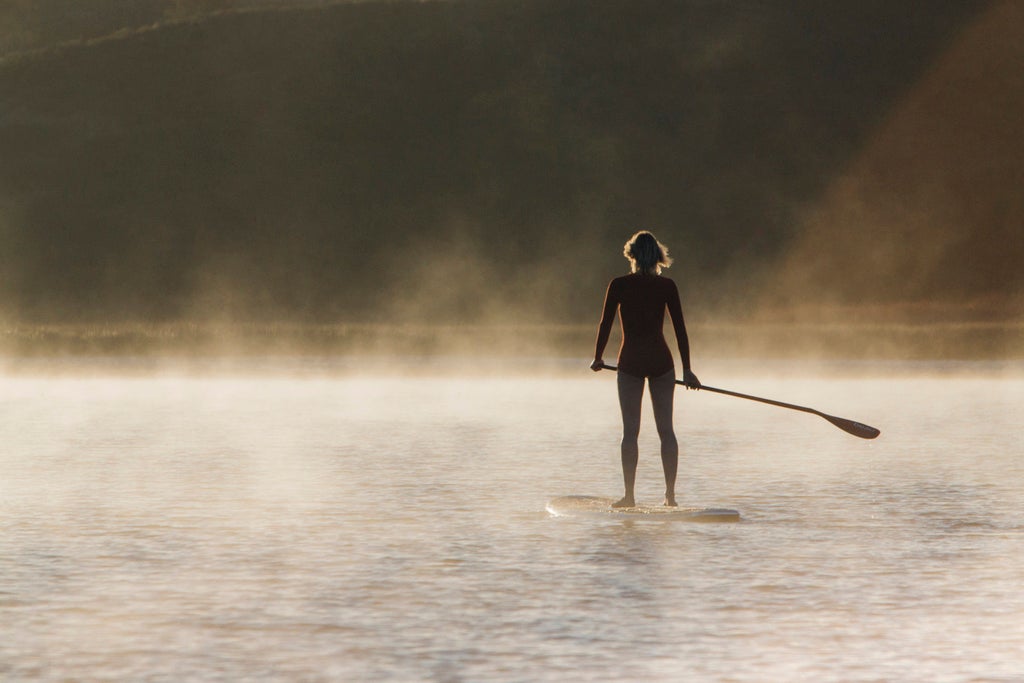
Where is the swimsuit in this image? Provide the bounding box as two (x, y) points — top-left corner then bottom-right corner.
(594, 273), (692, 378)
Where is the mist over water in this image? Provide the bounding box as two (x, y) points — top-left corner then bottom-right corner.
(2, 361), (1023, 681)
(2, 2), (1023, 680)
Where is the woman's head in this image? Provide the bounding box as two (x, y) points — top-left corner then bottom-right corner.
(623, 231), (672, 275)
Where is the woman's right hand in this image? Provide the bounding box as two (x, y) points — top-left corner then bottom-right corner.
(590, 359), (605, 372)
(682, 368), (701, 389)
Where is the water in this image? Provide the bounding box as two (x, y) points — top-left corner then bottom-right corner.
(2, 360), (1023, 682)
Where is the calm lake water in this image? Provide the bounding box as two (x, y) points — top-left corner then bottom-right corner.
(2, 359), (1023, 682)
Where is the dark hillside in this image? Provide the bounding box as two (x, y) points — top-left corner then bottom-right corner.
(0, 0), (985, 324)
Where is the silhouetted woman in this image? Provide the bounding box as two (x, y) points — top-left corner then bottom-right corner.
(591, 231), (700, 507)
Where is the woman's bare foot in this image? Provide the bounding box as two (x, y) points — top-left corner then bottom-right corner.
(612, 496), (636, 508)
(663, 497), (678, 507)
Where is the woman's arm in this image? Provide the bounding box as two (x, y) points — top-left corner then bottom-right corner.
(666, 279), (700, 387)
(665, 280), (691, 370)
(592, 279), (619, 369)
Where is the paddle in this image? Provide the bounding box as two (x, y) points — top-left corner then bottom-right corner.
(597, 363), (880, 440)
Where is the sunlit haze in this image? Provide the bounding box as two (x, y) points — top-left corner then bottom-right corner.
(1, 2), (1022, 682)
(1, 0), (1019, 358)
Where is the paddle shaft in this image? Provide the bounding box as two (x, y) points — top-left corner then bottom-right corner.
(597, 363), (880, 439)
(693, 384), (819, 415)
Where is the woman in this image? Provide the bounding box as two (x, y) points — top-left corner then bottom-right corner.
(591, 231), (700, 508)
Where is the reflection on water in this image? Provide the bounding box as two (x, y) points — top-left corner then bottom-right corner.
(1, 363), (1023, 681)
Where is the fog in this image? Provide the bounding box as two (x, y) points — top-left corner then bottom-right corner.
(6, 9), (1024, 682)
(1, 0), (1019, 361)
(767, 0), (1024, 317)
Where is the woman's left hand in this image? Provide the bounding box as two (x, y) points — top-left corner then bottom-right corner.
(682, 368), (701, 390)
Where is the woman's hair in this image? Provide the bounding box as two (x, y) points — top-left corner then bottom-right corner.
(623, 230), (672, 274)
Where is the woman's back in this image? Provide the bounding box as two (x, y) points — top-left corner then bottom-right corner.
(615, 273), (674, 340)
(596, 273), (690, 378)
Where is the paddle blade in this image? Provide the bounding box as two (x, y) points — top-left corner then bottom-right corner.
(822, 413), (880, 440)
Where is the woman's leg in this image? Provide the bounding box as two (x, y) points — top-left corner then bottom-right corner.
(615, 370), (645, 507)
(648, 369), (679, 506)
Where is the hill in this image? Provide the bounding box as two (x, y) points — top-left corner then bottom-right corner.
(0, 0), (988, 332)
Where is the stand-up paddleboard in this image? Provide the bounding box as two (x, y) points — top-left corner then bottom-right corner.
(547, 495), (740, 522)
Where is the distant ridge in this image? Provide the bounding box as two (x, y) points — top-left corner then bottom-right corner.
(0, 1), (376, 65)
(0, 0), (385, 62)
(0, 0), (987, 328)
